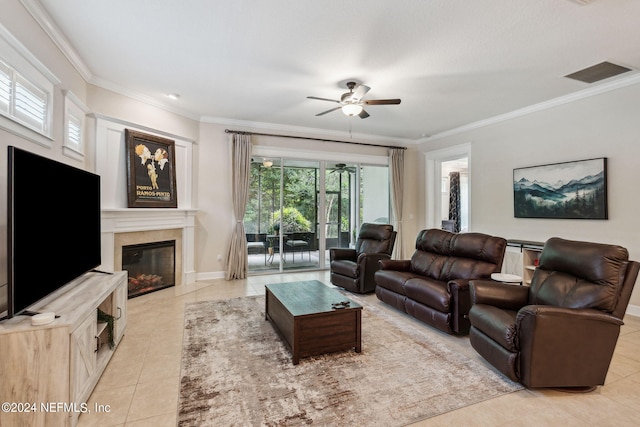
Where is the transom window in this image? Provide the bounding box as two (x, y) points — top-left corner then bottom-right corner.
(0, 58), (50, 136)
(62, 90), (89, 160)
(1, 24), (59, 146)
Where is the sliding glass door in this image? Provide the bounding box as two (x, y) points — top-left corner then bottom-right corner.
(245, 157), (390, 274)
(324, 162), (357, 251)
(281, 159), (320, 269)
(245, 158), (282, 271)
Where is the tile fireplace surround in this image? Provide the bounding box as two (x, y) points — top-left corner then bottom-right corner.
(100, 208), (197, 288)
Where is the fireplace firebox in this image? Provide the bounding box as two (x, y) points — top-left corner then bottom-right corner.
(122, 240), (175, 298)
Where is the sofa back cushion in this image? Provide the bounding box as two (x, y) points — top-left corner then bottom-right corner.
(356, 223), (395, 255)
(410, 229), (507, 281)
(530, 237), (630, 312)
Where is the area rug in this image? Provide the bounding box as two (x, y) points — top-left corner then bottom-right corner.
(178, 290), (522, 426)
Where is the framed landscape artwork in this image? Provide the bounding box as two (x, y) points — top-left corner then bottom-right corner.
(125, 129), (178, 208)
(513, 158), (607, 219)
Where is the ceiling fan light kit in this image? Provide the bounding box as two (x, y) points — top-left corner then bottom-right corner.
(308, 81), (401, 119)
(341, 104), (363, 116)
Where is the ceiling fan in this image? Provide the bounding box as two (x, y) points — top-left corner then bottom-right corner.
(330, 163), (356, 174)
(307, 81), (401, 119)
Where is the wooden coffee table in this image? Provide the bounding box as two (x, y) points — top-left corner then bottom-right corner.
(265, 280), (362, 365)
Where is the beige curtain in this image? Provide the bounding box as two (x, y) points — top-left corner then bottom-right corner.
(225, 133), (252, 280)
(389, 148), (405, 259)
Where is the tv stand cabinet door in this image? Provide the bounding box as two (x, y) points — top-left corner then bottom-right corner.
(113, 279), (128, 344)
(0, 327), (71, 427)
(70, 312), (98, 404)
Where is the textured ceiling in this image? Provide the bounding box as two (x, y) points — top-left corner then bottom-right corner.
(30, 0), (640, 144)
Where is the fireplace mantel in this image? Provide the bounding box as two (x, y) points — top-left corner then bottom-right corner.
(100, 208), (197, 287)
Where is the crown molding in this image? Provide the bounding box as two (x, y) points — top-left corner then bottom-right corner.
(20, 0), (93, 81)
(88, 76), (203, 122)
(421, 72), (640, 143)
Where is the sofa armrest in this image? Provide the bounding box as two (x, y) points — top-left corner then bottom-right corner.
(517, 305), (623, 327)
(448, 278), (470, 292)
(357, 252), (391, 265)
(516, 305), (623, 387)
(330, 248), (357, 262)
(358, 253), (392, 291)
(378, 259), (411, 271)
(448, 279), (472, 334)
(469, 280), (529, 311)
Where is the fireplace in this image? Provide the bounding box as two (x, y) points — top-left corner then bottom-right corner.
(123, 240), (176, 298)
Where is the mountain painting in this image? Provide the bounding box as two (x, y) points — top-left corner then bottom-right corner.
(513, 158), (607, 219)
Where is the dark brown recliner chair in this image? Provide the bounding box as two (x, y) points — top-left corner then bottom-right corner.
(330, 223), (396, 294)
(469, 237), (640, 390)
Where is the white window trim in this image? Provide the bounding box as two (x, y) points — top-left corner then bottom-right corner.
(252, 145), (389, 166)
(0, 23), (59, 147)
(62, 89), (89, 161)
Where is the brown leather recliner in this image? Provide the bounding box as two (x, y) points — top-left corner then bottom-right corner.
(374, 229), (507, 334)
(330, 223), (396, 294)
(469, 237), (640, 390)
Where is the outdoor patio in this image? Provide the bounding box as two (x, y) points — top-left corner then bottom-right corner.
(247, 249), (325, 273)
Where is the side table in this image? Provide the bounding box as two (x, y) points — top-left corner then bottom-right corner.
(491, 273), (523, 285)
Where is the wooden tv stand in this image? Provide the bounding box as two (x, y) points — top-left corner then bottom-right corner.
(0, 271), (127, 427)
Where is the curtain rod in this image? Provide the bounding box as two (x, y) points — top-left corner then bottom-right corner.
(224, 129), (407, 150)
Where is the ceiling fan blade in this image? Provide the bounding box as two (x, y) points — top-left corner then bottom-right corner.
(351, 84), (371, 102)
(307, 96), (341, 103)
(364, 99), (401, 105)
(358, 109), (370, 119)
(315, 106), (342, 116)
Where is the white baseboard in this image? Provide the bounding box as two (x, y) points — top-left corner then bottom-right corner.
(196, 271), (226, 281)
(626, 304), (640, 318)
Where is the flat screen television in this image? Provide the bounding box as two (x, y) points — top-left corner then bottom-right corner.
(5, 146), (101, 319)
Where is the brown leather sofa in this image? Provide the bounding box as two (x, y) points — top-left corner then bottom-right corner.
(330, 223), (396, 294)
(468, 237), (640, 390)
(374, 229), (507, 335)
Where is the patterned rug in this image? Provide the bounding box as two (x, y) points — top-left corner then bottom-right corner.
(178, 289), (522, 426)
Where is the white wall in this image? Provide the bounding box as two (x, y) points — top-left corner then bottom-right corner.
(417, 82), (640, 308)
(1, 2), (92, 312)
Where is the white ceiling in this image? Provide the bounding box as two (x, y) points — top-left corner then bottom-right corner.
(29, 0), (640, 145)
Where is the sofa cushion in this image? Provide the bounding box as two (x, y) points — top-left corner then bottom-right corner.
(410, 229), (506, 282)
(410, 251), (447, 280)
(415, 229), (506, 264)
(375, 270), (422, 295)
(359, 239), (390, 254)
(531, 237), (630, 312)
(355, 223), (395, 255)
(359, 223), (394, 240)
(404, 278), (451, 312)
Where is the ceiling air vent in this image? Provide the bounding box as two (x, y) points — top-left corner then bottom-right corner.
(564, 61), (632, 83)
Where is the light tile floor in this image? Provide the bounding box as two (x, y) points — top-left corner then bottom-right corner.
(77, 271), (640, 427)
